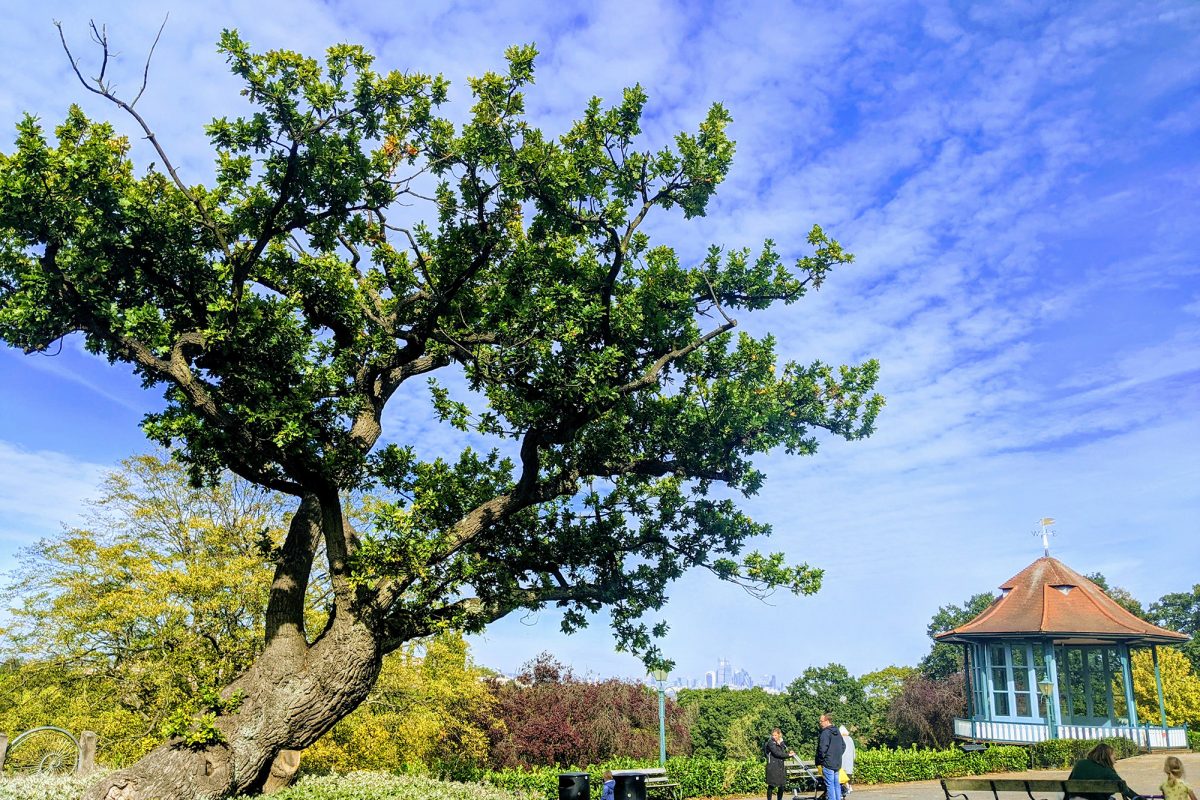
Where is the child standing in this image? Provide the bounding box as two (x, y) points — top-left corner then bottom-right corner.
(1161, 756), (1198, 800)
(601, 771), (615, 800)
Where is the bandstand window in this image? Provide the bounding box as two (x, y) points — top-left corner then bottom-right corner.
(1057, 645), (1121, 725)
(970, 643), (988, 719)
(988, 642), (1048, 721)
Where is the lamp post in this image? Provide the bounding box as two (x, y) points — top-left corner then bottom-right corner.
(650, 669), (669, 765)
(1038, 679), (1057, 740)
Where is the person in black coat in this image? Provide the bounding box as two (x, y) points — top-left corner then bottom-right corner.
(815, 713), (846, 800)
(764, 728), (795, 800)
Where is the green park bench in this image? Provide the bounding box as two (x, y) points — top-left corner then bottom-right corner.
(940, 777), (1142, 799)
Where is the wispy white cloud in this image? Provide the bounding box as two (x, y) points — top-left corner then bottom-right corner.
(0, 441), (109, 559)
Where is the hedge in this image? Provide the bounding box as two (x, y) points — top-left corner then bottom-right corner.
(0, 738), (1158, 800)
(484, 747), (1031, 798)
(483, 738), (1154, 798)
(1189, 729), (1200, 752)
(1028, 737), (1141, 769)
(851, 746), (1028, 783)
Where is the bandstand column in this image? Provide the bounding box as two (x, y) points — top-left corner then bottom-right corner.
(1152, 645), (1168, 730)
(1046, 642), (1060, 739)
(963, 644), (973, 718)
(1120, 645), (1138, 728)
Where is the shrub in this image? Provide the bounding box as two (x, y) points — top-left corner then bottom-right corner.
(482, 765), (560, 800)
(886, 673), (966, 748)
(235, 772), (536, 800)
(487, 655), (691, 770)
(1189, 729), (1200, 752)
(0, 773), (105, 800)
(1028, 737), (1141, 769)
(664, 755), (761, 797)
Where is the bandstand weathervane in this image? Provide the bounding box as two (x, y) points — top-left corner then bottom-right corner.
(1034, 517), (1055, 557)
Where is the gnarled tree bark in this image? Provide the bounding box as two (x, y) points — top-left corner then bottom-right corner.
(84, 605), (381, 800)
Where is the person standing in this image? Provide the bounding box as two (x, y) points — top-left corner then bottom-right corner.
(764, 728), (795, 800)
(601, 770), (615, 800)
(838, 724), (856, 795)
(815, 713), (845, 800)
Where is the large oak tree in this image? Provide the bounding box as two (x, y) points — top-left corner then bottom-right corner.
(0, 29), (881, 800)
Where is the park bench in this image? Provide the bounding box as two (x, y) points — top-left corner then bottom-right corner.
(612, 768), (682, 800)
(785, 759), (827, 800)
(940, 777), (1143, 799)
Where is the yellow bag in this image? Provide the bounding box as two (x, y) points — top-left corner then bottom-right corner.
(837, 768), (849, 785)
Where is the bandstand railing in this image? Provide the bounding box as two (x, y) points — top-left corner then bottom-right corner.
(953, 718), (1189, 748)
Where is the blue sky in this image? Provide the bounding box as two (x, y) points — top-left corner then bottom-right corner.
(0, 1), (1197, 686)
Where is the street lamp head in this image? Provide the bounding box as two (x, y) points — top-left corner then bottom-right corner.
(1038, 679), (1054, 697)
(650, 668), (669, 683)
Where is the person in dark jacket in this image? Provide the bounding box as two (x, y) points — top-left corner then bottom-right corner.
(815, 713), (846, 800)
(764, 728), (795, 800)
(1065, 743), (1139, 800)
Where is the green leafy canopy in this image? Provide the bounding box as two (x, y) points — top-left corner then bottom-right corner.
(0, 33), (882, 665)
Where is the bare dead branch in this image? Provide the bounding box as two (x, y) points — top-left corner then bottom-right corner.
(132, 15), (168, 108)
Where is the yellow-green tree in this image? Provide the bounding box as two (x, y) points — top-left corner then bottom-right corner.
(0, 453), (298, 764)
(860, 665), (917, 746)
(302, 633), (499, 777)
(722, 712), (763, 761)
(1131, 647), (1200, 728)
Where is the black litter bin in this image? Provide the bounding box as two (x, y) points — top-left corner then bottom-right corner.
(614, 772), (646, 800)
(559, 771), (590, 800)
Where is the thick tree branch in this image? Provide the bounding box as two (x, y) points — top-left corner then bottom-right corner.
(316, 491), (359, 614)
(232, 140), (301, 319)
(372, 310), (742, 603)
(264, 494), (321, 653)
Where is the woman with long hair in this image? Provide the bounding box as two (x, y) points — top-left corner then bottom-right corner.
(1065, 743), (1139, 800)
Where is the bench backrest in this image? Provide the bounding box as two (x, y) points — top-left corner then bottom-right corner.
(612, 768), (668, 778)
(942, 777), (1124, 794)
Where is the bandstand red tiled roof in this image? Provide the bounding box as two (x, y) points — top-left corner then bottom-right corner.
(934, 556), (1188, 645)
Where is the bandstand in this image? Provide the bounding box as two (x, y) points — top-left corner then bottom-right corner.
(935, 555), (1189, 748)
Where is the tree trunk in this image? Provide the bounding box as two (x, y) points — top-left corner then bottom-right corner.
(84, 613), (382, 800)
